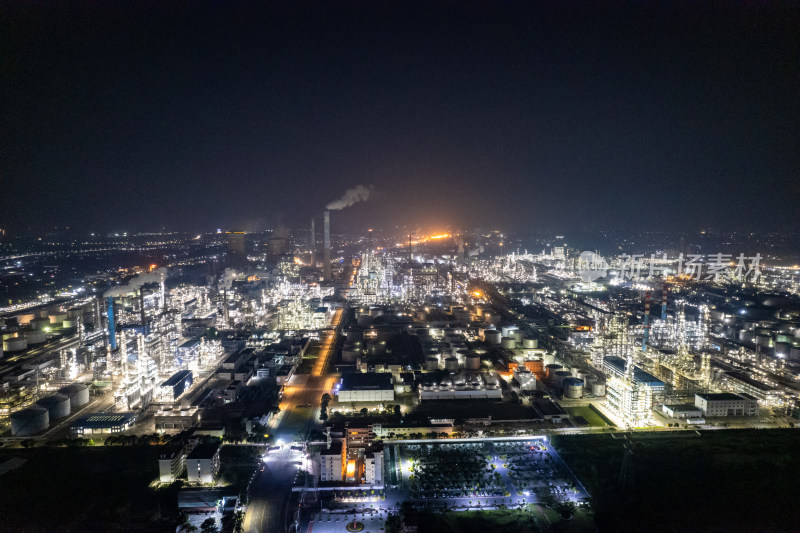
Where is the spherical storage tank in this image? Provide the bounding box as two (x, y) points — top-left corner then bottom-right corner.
(465, 354), (481, 370)
(501, 337), (516, 349)
(484, 330), (502, 345)
(563, 378), (584, 399)
(592, 382), (606, 396)
(425, 356), (440, 371)
(58, 383), (90, 407)
(36, 393), (71, 419)
(11, 407), (49, 436)
(554, 370), (572, 387)
(444, 356), (459, 372)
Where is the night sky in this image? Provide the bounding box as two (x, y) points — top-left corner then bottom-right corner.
(2, 2), (798, 234)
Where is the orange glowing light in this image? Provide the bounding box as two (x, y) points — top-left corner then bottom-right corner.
(149, 264), (158, 271)
(429, 233), (450, 240)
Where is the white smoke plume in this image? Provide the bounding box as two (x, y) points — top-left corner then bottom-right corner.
(326, 184), (374, 210)
(104, 267), (168, 297)
(218, 268), (239, 290)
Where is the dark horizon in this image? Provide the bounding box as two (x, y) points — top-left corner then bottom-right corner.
(2, 2), (798, 235)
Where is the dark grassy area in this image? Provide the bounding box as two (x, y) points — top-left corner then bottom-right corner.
(553, 429), (800, 532)
(414, 509), (541, 533)
(0, 446), (180, 533)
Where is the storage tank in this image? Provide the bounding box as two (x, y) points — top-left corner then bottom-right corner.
(465, 354), (481, 370)
(501, 337), (516, 349)
(583, 376), (596, 389)
(523, 338), (538, 349)
(755, 334), (771, 348)
(774, 342), (791, 358)
(3, 337), (28, 352)
(342, 343), (359, 363)
(425, 356), (440, 371)
(26, 330), (47, 345)
(546, 363), (562, 380)
(592, 381), (606, 396)
(36, 393), (71, 419)
(11, 407), (49, 436)
(483, 312), (499, 325)
(58, 384), (90, 407)
(563, 378), (584, 399)
(484, 330), (502, 345)
(444, 356), (459, 372)
(49, 313), (68, 324)
(542, 352), (555, 365)
(790, 344), (800, 361)
(346, 328), (363, 343)
(501, 325), (518, 338)
(554, 370), (572, 387)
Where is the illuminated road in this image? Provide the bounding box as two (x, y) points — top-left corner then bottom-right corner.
(247, 307), (343, 532)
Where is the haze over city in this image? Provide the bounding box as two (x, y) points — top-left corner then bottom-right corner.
(2, 2), (798, 234)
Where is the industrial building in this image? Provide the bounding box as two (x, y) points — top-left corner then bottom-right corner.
(71, 412), (136, 435)
(694, 392), (758, 417)
(337, 373), (394, 403)
(186, 441), (221, 484)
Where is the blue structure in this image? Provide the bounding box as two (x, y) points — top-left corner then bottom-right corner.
(161, 370), (193, 400)
(107, 296), (117, 350)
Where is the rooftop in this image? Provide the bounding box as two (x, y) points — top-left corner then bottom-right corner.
(72, 412), (136, 429)
(340, 372), (393, 391)
(696, 392), (749, 402)
(188, 441), (221, 460)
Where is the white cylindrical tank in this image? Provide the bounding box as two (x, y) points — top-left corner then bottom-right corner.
(49, 313), (68, 324)
(465, 354), (481, 370)
(36, 393), (71, 419)
(554, 370), (572, 387)
(444, 357), (459, 372)
(592, 382), (606, 396)
(542, 352), (555, 365)
(484, 330), (501, 345)
(501, 337), (516, 349)
(563, 378), (584, 399)
(58, 384), (90, 407)
(501, 325), (518, 337)
(513, 331), (522, 343)
(426, 356), (440, 371)
(3, 337), (28, 352)
(523, 338), (538, 349)
(11, 407), (49, 436)
(26, 330), (47, 345)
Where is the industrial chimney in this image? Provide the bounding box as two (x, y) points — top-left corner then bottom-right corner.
(323, 210), (331, 281)
(106, 296), (117, 350)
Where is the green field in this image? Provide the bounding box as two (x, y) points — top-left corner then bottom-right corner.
(563, 405), (609, 427)
(552, 429), (800, 532)
(0, 446), (180, 532)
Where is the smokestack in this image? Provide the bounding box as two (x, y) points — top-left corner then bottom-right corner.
(107, 296), (117, 350)
(140, 289), (147, 333)
(323, 210), (331, 281)
(223, 288), (230, 326)
(310, 218), (316, 267)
